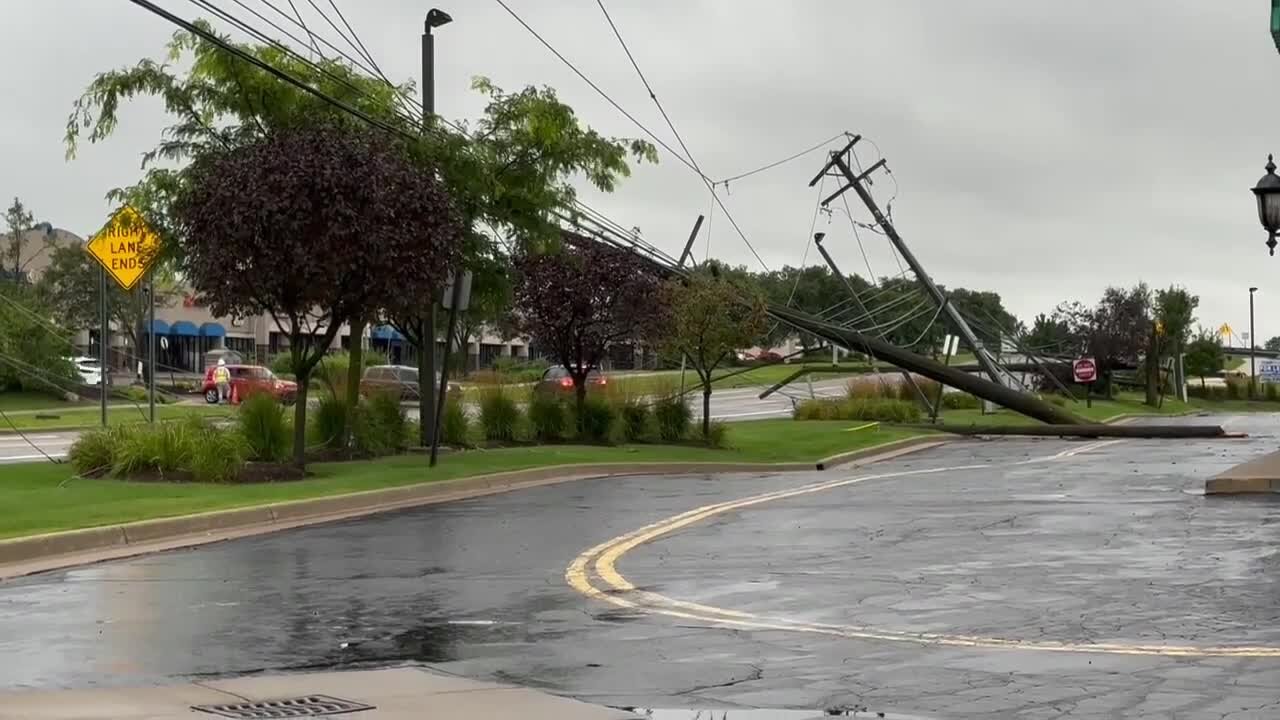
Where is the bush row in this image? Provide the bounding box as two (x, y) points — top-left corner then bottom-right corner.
(69, 390), (411, 483)
(446, 385), (717, 446)
(1187, 380), (1280, 402)
(794, 397), (922, 423)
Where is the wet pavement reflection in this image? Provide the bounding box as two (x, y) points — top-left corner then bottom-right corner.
(622, 710), (930, 719)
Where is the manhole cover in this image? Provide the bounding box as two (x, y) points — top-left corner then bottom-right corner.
(192, 695), (374, 718)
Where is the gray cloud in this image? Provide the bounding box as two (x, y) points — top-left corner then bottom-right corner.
(4, 0), (1279, 343)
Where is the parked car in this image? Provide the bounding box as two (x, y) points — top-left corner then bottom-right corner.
(201, 364), (297, 404)
(68, 356), (103, 386)
(532, 365), (607, 399)
(359, 364), (458, 401)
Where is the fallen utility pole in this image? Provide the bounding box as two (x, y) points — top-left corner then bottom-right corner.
(912, 423), (1233, 439)
(813, 233), (933, 412)
(768, 303), (1085, 425)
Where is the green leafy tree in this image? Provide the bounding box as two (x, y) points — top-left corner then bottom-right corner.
(1146, 286), (1199, 405)
(660, 271), (768, 440)
(37, 245), (178, 375)
(1026, 312), (1073, 354)
(1267, 336), (1280, 353)
(450, 239), (513, 373)
(65, 26), (654, 444)
(174, 123), (463, 466)
(0, 283), (77, 394)
(1184, 331), (1224, 388)
(1058, 286), (1151, 398)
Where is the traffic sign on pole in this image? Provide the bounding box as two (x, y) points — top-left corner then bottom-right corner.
(85, 206), (161, 291)
(1072, 357), (1098, 384)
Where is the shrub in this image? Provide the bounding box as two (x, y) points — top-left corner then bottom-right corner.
(910, 378), (942, 406)
(1267, 383), (1280, 403)
(620, 400), (650, 442)
(313, 394), (350, 450)
(941, 392), (980, 409)
(479, 386), (520, 442)
(353, 391), (407, 456)
(529, 393), (568, 442)
(68, 427), (117, 476)
(239, 392), (291, 462)
(189, 427), (248, 482)
(794, 398), (921, 423)
(701, 420), (730, 449)
(579, 395), (616, 443)
(440, 393), (469, 446)
(1044, 394), (1067, 407)
(653, 394), (691, 442)
(111, 422), (195, 478)
(845, 378), (886, 400)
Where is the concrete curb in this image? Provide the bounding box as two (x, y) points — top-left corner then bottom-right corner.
(0, 435), (947, 580)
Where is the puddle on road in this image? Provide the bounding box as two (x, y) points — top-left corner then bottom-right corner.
(619, 710), (931, 719)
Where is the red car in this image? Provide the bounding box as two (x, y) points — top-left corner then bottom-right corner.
(201, 364), (297, 405)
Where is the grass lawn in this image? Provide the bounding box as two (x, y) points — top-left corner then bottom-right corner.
(0, 403), (232, 432)
(0, 419), (928, 539)
(0, 391), (92, 412)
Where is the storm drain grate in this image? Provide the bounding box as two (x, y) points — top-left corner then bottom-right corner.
(192, 695), (374, 719)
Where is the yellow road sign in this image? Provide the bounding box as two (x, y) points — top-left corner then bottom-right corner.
(86, 206), (160, 291)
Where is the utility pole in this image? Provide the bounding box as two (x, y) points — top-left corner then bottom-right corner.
(147, 280), (156, 423)
(811, 138), (1018, 391)
(1250, 286), (1259, 399)
(99, 266), (108, 427)
(420, 8), (452, 448)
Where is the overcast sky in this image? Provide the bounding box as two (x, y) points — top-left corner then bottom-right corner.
(4, 1), (1280, 344)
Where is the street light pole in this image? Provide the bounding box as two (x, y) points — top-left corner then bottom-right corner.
(1250, 286), (1259, 398)
(420, 8), (451, 449)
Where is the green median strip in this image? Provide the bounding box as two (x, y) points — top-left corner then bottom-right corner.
(0, 404), (231, 433)
(0, 419), (929, 540)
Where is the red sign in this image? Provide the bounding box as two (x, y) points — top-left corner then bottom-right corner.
(1072, 357), (1098, 384)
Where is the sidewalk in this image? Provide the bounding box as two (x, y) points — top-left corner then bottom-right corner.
(0, 667), (636, 720)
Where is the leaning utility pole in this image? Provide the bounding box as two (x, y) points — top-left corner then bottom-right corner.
(810, 136), (1019, 390)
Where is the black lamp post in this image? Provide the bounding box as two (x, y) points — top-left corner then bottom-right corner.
(1252, 155), (1280, 255)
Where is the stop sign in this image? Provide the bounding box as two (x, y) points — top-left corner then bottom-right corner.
(1072, 357), (1098, 384)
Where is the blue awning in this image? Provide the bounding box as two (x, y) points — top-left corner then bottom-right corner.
(199, 322), (226, 337)
(169, 321), (198, 337)
(147, 319), (169, 335)
(370, 324), (404, 342)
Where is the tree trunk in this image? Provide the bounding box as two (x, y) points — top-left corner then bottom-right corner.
(343, 316), (366, 447)
(292, 373), (309, 467)
(702, 386), (712, 440)
(1144, 329), (1159, 407)
(575, 377), (588, 432)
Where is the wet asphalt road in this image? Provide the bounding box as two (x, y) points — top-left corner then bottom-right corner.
(2, 414), (1280, 718)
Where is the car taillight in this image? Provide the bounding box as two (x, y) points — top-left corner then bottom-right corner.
(594, 377), (607, 385)
(559, 377), (574, 388)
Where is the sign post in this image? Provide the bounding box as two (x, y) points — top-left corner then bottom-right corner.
(85, 207), (162, 423)
(1073, 357), (1098, 408)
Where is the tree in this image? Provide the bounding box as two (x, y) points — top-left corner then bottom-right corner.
(1146, 286), (1198, 405)
(37, 245), (178, 376)
(1058, 285), (1150, 398)
(1184, 331), (1224, 387)
(514, 238), (667, 419)
(1026, 313), (1073, 354)
(175, 123), (463, 466)
(0, 283), (77, 394)
(451, 240), (513, 372)
(1267, 336), (1280, 353)
(660, 271), (767, 439)
(66, 28), (654, 445)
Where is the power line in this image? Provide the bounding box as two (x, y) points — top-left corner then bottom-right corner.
(492, 0), (707, 182)
(594, 0), (701, 175)
(716, 132), (849, 187)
